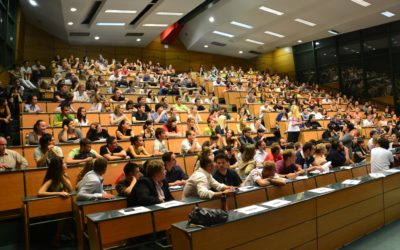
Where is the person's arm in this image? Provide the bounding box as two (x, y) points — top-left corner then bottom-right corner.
(16, 152), (28, 168)
(116, 131), (131, 140)
(196, 176), (224, 199)
(154, 111), (167, 124)
(38, 180), (69, 197)
(59, 125), (68, 142)
(112, 148), (127, 158)
(65, 151), (93, 165)
(187, 139), (199, 153)
(77, 179), (111, 201)
(134, 180), (162, 205)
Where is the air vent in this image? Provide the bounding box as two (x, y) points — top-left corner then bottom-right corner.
(130, 0), (159, 25)
(125, 33), (144, 37)
(249, 50), (262, 55)
(211, 41), (226, 47)
(69, 32), (90, 36)
(82, 1), (102, 24)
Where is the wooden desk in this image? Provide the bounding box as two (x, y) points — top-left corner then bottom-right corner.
(0, 170), (25, 211)
(266, 183), (293, 200)
(315, 172), (337, 187)
(292, 178), (317, 194)
(235, 188), (267, 208)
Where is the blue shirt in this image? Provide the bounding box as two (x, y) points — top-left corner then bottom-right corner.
(151, 112), (168, 124)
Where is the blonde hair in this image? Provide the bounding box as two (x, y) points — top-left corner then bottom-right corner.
(217, 115), (226, 128)
(242, 144), (256, 162)
(289, 105), (301, 119)
(314, 143), (327, 155)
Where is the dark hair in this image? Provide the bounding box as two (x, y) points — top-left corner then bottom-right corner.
(214, 153), (229, 162)
(302, 142), (314, 152)
(26, 94), (37, 105)
(210, 134), (219, 141)
(93, 158), (108, 173)
(378, 138), (390, 149)
(42, 157), (66, 191)
(242, 127), (251, 134)
(155, 128), (164, 139)
(146, 160), (164, 178)
(255, 140), (264, 149)
(257, 128), (265, 133)
(80, 138), (91, 147)
(165, 117), (177, 132)
(330, 140), (340, 150)
(123, 162), (139, 176)
(186, 130), (194, 138)
(106, 136), (116, 145)
(155, 103), (163, 112)
(33, 119), (44, 133)
(175, 95), (181, 101)
(143, 120), (152, 130)
(39, 133), (53, 153)
(117, 120), (129, 134)
(130, 135), (142, 146)
(61, 118), (73, 128)
(162, 152), (173, 163)
(76, 107), (87, 123)
(200, 156), (213, 169)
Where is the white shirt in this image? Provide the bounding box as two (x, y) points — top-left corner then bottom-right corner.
(362, 119), (374, 127)
(371, 147), (394, 173)
(288, 116), (300, 132)
(181, 139), (201, 154)
(182, 168), (226, 200)
(73, 91), (90, 102)
(242, 168), (281, 187)
(254, 150), (267, 165)
(368, 138), (375, 151)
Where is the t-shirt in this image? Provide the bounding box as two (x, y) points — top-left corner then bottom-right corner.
(100, 145), (123, 156)
(133, 112), (148, 121)
(34, 146), (63, 167)
(371, 147), (394, 173)
(181, 139), (201, 154)
(166, 165), (188, 184)
(326, 149), (346, 168)
(295, 151), (315, 169)
(276, 160), (298, 174)
(151, 113), (168, 124)
(242, 168), (280, 186)
(265, 153), (283, 163)
(212, 169), (242, 187)
(68, 147), (97, 160)
(153, 139), (167, 153)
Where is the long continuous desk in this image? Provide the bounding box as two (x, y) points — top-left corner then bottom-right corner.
(170, 168), (400, 250)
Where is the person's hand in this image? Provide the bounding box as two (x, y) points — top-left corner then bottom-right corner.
(58, 191), (70, 198)
(0, 163), (10, 169)
(85, 157), (94, 162)
(47, 144), (55, 151)
(286, 173), (298, 179)
(63, 125), (68, 131)
(102, 193), (114, 199)
(125, 155), (130, 160)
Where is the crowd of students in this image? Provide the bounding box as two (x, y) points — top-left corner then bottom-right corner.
(1, 54), (399, 247)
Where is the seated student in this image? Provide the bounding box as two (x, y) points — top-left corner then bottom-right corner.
(127, 135), (151, 158)
(371, 138), (394, 173)
(162, 152), (188, 186)
(153, 128), (169, 156)
(128, 160), (173, 206)
(238, 127), (255, 146)
(58, 119), (84, 143)
(152, 103), (168, 124)
(202, 118), (218, 136)
(353, 137), (367, 163)
(253, 128), (267, 143)
(163, 117), (181, 137)
(250, 118), (267, 133)
(141, 120), (155, 139)
(0, 137), (28, 169)
(242, 161), (286, 187)
(181, 130), (201, 154)
(116, 163), (143, 197)
(254, 140), (267, 165)
(27, 119), (48, 145)
(237, 144), (257, 177)
(74, 107), (89, 126)
(326, 140), (348, 168)
(183, 117), (200, 136)
(224, 146), (238, 169)
(38, 157), (72, 197)
(295, 142), (323, 173)
(110, 88), (125, 102)
(182, 157), (235, 200)
(276, 149), (304, 178)
(76, 160), (94, 185)
(265, 143), (283, 162)
(34, 133), (64, 168)
(174, 96), (188, 112)
(65, 138), (102, 164)
(304, 114), (322, 129)
(212, 153), (242, 187)
(208, 134), (223, 153)
(132, 104), (149, 122)
(313, 143), (328, 165)
(53, 105), (74, 126)
(77, 158), (114, 201)
(24, 94), (41, 113)
(116, 120), (133, 140)
(86, 123), (109, 141)
(110, 104), (129, 125)
(100, 136), (129, 160)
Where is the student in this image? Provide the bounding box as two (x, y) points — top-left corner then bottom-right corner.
(116, 163), (143, 197)
(237, 144), (256, 177)
(153, 128), (169, 156)
(181, 130), (201, 154)
(58, 119), (84, 143)
(100, 136), (129, 160)
(77, 158), (114, 201)
(276, 149), (304, 178)
(127, 135), (151, 158)
(27, 119), (48, 145)
(212, 153), (242, 187)
(38, 157), (72, 197)
(65, 138), (102, 164)
(34, 133), (64, 168)
(371, 138), (394, 173)
(162, 152), (188, 186)
(242, 161), (286, 187)
(0, 137), (28, 169)
(116, 120), (133, 140)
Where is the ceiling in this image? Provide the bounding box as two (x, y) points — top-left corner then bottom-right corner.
(20, 0), (400, 59)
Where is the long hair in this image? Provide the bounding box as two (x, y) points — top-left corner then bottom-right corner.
(289, 105), (301, 119)
(33, 120), (44, 133)
(76, 159), (95, 184)
(165, 117), (177, 132)
(76, 107), (87, 123)
(117, 120), (129, 134)
(42, 157), (67, 191)
(39, 133), (53, 153)
(242, 144), (256, 162)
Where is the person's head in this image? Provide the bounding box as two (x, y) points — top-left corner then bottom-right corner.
(257, 128), (265, 137)
(256, 140), (266, 151)
(186, 130), (196, 142)
(226, 129), (235, 139)
(106, 136), (118, 150)
(118, 119), (130, 132)
(155, 103), (163, 114)
(137, 104), (145, 113)
(114, 104), (123, 115)
(242, 127), (251, 137)
(93, 158), (108, 176)
(378, 137), (390, 149)
(61, 105), (70, 115)
(131, 135), (144, 147)
(330, 140), (342, 151)
(343, 122), (354, 133)
(214, 153), (229, 174)
(162, 152), (176, 170)
(166, 117), (177, 130)
(62, 119), (75, 131)
(314, 143), (327, 156)
(143, 120), (153, 131)
(155, 128), (166, 140)
(123, 162), (142, 181)
(33, 119), (47, 134)
(27, 94), (38, 105)
(302, 142), (314, 157)
(77, 107), (87, 121)
(175, 96), (182, 105)
(242, 144), (256, 162)
(79, 138), (92, 153)
(261, 161), (277, 178)
(270, 143), (281, 156)
(39, 133), (54, 151)
(224, 146), (234, 156)
(146, 160), (166, 182)
(282, 149), (296, 165)
(279, 138), (287, 148)
(200, 156), (214, 173)
(43, 157), (65, 185)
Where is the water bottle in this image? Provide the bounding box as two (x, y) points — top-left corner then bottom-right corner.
(221, 194), (228, 211)
(303, 162), (308, 176)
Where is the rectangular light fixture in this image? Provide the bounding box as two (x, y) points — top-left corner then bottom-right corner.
(259, 6), (284, 15)
(351, 0), (371, 7)
(96, 22), (125, 26)
(212, 30), (234, 38)
(294, 18), (316, 27)
(105, 10), (137, 14)
(156, 12), (183, 16)
(245, 39), (264, 45)
(328, 30), (339, 35)
(381, 11), (395, 17)
(264, 31), (285, 38)
(230, 21), (253, 29)
(143, 24), (168, 27)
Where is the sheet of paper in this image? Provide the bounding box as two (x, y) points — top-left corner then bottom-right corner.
(238, 186), (257, 192)
(341, 166), (353, 170)
(342, 179), (361, 185)
(119, 206), (151, 215)
(308, 187), (335, 194)
(169, 185), (183, 190)
(261, 199), (291, 208)
(295, 175), (309, 180)
(156, 200), (185, 208)
(309, 170), (321, 175)
(369, 173), (386, 178)
(385, 169), (400, 173)
(235, 205), (268, 215)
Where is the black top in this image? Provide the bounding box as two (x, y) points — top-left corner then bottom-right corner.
(128, 177), (173, 206)
(196, 105), (206, 111)
(86, 129), (109, 141)
(133, 112), (148, 121)
(326, 149), (346, 168)
(115, 177), (131, 197)
(165, 165), (188, 184)
(238, 135), (255, 146)
(212, 168), (242, 186)
(353, 145), (367, 163)
(53, 91), (68, 101)
(111, 95), (125, 102)
(228, 155), (237, 166)
(100, 145), (123, 155)
(295, 151), (315, 168)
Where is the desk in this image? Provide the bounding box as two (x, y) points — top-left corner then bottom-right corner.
(0, 170), (25, 211)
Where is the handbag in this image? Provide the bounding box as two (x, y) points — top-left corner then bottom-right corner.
(187, 207), (228, 227)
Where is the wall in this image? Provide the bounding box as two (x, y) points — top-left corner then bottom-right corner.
(254, 47), (296, 78)
(21, 22), (252, 73)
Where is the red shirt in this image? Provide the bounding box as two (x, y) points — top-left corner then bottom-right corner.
(265, 153), (283, 162)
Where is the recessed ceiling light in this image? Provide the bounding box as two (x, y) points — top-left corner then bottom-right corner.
(70, 7), (77, 12)
(245, 39), (264, 45)
(156, 12), (183, 16)
(264, 31), (285, 38)
(328, 30), (339, 35)
(382, 11), (395, 18)
(94, 36), (100, 40)
(294, 18), (316, 27)
(259, 6), (284, 16)
(239, 51), (243, 54)
(136, 38), (141, 42)
(105, 10), (137, 14)
(212, 30), (234, 38)
(315, 42), (320, 45)
(204, 45), (209, 48)
(298, 40), (302, 43)
(29, 0), (38, 7)
(67, 22), (74, 26)
(230, 21), (253, 29)
(351, 0), (371, 7)
(143, 24), (168, 27)
(96, 22), (126, 26)
(209, 16), (215, 23)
